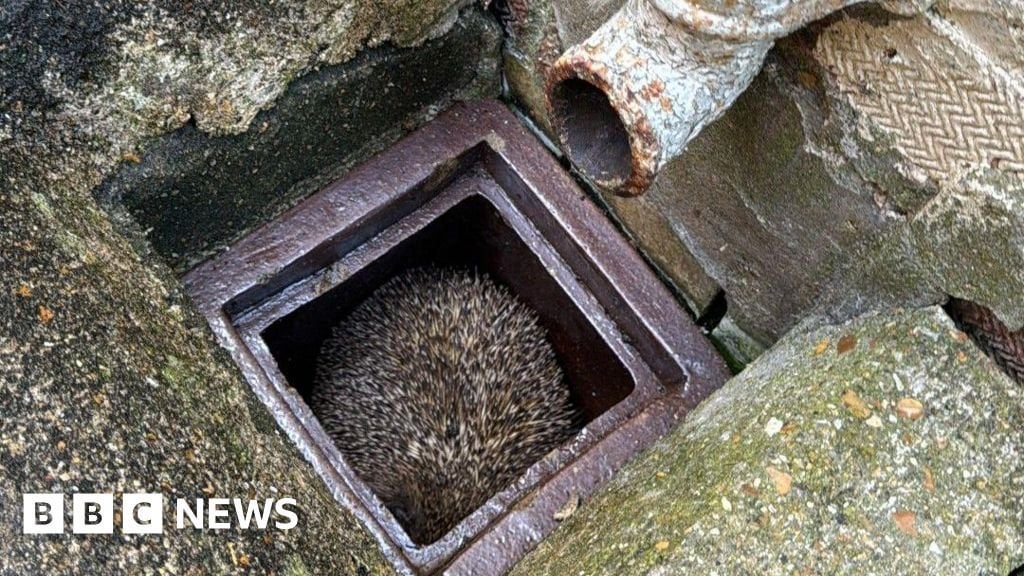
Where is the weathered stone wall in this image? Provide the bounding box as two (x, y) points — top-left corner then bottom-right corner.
(3, 0), (501, 271)
(2, 0), (480, 138)
(98, 11), (500, 271)
(1, 0), (500, 572)
(0, 177), (394, 573)
(503, 0), (1024, 365)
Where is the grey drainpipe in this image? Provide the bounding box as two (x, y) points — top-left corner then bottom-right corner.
(546, 0), (930, 196)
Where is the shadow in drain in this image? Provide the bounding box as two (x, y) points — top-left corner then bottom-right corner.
(262, 194), (635, 544)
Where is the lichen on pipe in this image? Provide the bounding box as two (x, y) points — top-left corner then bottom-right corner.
(546, 0), (920, 196)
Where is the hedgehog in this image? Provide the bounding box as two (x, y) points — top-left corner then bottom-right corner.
(310, 267), (580, 544)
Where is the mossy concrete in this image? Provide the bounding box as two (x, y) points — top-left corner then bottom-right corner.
(512, 307), (1024, 575)
(0, 156), (394, 574)
(711, 314), (769, 369)
(821, 169), (1024, 332)
(1, 0), (501, 573)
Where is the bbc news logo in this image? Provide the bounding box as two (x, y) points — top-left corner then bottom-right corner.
(22, 494), (299, 534)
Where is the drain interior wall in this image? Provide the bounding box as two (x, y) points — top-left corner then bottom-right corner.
(262, 194), (636, 423)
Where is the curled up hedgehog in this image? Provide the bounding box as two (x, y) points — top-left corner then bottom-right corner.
(310, 267), (580, 544)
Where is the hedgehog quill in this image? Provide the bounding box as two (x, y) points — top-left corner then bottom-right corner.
(310, 267), (580, 544)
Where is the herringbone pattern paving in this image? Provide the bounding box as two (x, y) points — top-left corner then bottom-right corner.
(816, 17), (1024, 181)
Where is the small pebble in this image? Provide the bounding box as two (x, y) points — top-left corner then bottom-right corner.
(553, 493), (580, 522)
(766, 466), (792, 496)
(813, 339), (830, 355)
(37, 305), (54, 324)
(841, 390), (871, 419)
(896, 398), (924, 420)
(836, 335), (857, 354)
(892, 510), (917, 536)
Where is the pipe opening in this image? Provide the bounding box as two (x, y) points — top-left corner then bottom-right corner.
(550, 78), (632, 190)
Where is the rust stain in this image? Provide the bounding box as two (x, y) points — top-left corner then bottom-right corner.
(639, 79), (666, 101)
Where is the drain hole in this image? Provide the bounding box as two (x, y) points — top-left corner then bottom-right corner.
(697, 290), (728, 332)
(944, 297), (1024, 385)
(262, 195), (635, 545)
(549, 78), (632, 188)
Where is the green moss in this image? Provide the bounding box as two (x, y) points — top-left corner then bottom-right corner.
(283, 555), (311, 576)
(834, 169), (1024, 331)
(512, 308), (1024, 575)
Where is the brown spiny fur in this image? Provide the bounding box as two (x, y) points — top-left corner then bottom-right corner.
(310, 267), (579, 544)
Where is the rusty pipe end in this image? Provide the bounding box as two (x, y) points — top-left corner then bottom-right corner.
(545, 0), (771, 197)
(546, 58), (660, 197)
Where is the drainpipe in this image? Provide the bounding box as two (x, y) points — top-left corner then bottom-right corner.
(546, 0), (925, 196)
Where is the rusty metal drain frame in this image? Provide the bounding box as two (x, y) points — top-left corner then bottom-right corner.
(184, 100), (729, 575)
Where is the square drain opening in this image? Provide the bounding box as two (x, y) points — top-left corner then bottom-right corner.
(262, 194), (636, 544)
(184, 101), (729, 575)
(263, 195), (635, 426)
